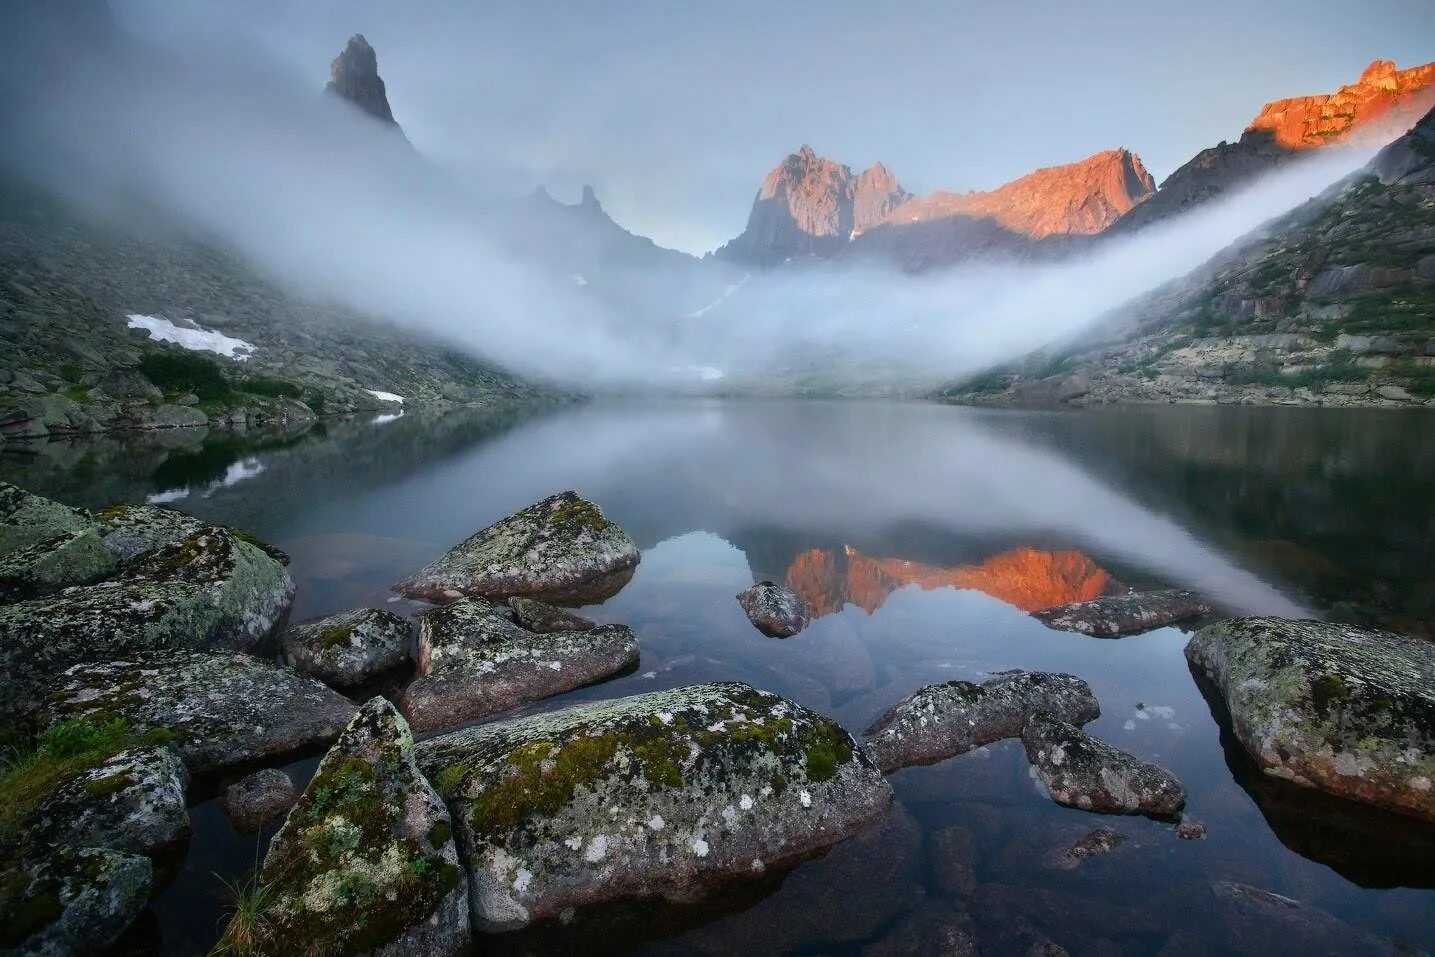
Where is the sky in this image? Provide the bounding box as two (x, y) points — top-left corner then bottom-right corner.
(115, 0), (1432, 254)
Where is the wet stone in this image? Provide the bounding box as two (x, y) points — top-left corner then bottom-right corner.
(221, 768), (297, 835)
(1185, 617), (1435, 821)
(281, 606), (412, 689)
(400, 597), (639, 734)
(42, 652), (356, 776)
(414, 681), (892, 932)
(1032, 588), (1211, 637)
(1175, 820), (1207, 840)
(735, 581), (810, 637)
(1042, 827), (1128, 870)
(1022, 712), (1186, 817)
(863, 671), (1101, 773)
(393, 490), (640, 605)
(507, 595), (596, 633)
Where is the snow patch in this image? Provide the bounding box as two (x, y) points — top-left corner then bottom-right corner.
(365, 389), (405, 404)
(126, 314), (255, 360)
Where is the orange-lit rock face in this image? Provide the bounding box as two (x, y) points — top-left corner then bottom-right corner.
(876, 148), (1155, 239)
(785, 545), (1119, 618)
(1245, 59), (1435, 150)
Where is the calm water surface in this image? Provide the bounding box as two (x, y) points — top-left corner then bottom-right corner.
(4, 400), (1433, 955)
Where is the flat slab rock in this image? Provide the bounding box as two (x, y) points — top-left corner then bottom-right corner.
(0, 845), (152, 957)
(220, 698), (468, 956)
(1186, 617), (1435, 821)
(414, 681), (891, 932)
(400, 598), (639, 734)
(736, 581), (810, 637)
(1022, 712), (1186, 817)
(281, 606), (412, 689)
(1032, 588), (1210, 637)
(393, 491), (640, 605)
(863, 671), (1101, 773)
(42, 652), (356, 775)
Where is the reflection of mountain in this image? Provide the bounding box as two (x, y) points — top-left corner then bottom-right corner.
(785, 545), (1119, 617)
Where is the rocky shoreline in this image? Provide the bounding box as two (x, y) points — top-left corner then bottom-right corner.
(2, 481), (1431, 954)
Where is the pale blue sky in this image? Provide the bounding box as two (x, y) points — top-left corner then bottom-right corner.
(120, 0), (1434, 253)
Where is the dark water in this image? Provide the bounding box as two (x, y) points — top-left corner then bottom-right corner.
(4, 400), (1433, 955)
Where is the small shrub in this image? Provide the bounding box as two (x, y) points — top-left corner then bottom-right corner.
(239, 378), (302, 399)
(138, 351), (232, 401)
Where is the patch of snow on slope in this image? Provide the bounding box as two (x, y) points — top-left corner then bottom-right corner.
(687, 273), (750, 318)
(365, 389), (404, 404)
(126, 314), (255, 360)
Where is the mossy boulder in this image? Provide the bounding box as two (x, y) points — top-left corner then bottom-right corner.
(862, 671), (1100, 773)
(400, 598), (639, 734)
(736, 581), (810, 638)
(393, 491), (640, 605)
(0, 844), (151, 957)
(282, 607), (412, 690)
(1021, 712), (1186, 817)
(507, 596), (595, 633)
(0, 529), (116, 602)
(0, 527), (295, 723)
(23, 746), (189, 860)
(414, 681), (891, 932)
(1185, 617), (1435, 821)
(219, 698), (468, 956)
(42, 653), (356, 776)
(1032, 588), (1211, 637)
(0, 482), (92, 557)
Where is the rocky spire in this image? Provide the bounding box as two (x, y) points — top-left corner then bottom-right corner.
(325, 34), (403, 132)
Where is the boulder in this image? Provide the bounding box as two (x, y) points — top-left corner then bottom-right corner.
(1032, 588), (1210, 637)
(0, 845), (152, 957)
(735, 581), (810, 637)
(393, 491), (640, 605)
(42, 653), (356, 775)
(1041, 827), (1127, 871)
(860, 901), (979, 957)
(1204, 881), (1404, 956)
(400, 598), (639, 734)
(414, 681), (891, 932)
(863, 671), (1101, 773)
(0, 528), (295, 723)
(0, 528), (116, 601)
(281, 607), (411, 689)
(217, 698), (468, 956)
(1376, 384), (1412, 401)
(1185, 617), (1434, 821)
(221, 769), (297, 835)
(91, 503), (209, 561)
(507, 595), (596, 633)
(25, 746), (189, 859)
(1021, 712), (1186, 817)
(0, 482), (93, 556)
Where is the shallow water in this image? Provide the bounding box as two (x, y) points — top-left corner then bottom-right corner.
(5, 400), (1433, 955)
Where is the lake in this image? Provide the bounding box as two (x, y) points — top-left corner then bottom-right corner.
(4, 399), (1433, 955)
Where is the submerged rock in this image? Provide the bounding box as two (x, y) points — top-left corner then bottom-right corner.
(42, 653), (356, 775)
(1041, 827), (1128, 870)
(862, 671), (1101, 773)
(218, 698), (468, 956)
(1185, 617), (1435, 821)
(736, 581), (810, 637)
(281, 607), (412, 689)
(400, 597), (639, 734)
(393, 490), (640, 605)
(1032, 588), (1210, 637)
(221, 769), (298, 835)
(25, 746), (190, 860)
(507, 595), (596, 633)
(0, 527), (295, 723)
(414, 681), (891, 932)
(1204, 881), (1406, 956)
(0, 845), (152, 957)
(1021, 712), (1186, 817)
(860, 901), (979, 957)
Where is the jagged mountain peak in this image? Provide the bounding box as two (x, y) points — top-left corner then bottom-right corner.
(1245, 58), (1435, 150)
(325, 33), (404, 132)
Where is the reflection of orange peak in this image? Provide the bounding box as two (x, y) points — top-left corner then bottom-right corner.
(786, 545), (1118, 617)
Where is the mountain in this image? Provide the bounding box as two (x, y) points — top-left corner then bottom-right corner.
(716, 146), (910, 265)
(325, 34), (407, 138)
(1113, 59), (1435, 233)
(947, 104), (1435, 408)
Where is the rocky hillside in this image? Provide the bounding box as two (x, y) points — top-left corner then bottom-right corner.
(1113, 59), (1435, 233)
(325, 33), (407, 137)
(944, 104), (1435, 408)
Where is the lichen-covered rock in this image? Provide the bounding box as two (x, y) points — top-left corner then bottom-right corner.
(218, 698), (468, 956)
(0, 528), (116, 602)
(0, 529), (295, 722)
(393, 491), (640, 605)
(400, 598), (639, 734)
(862, 671), (1101, 773)
(1032, 588), (1210, 637)
(281, 607), (412, 689)
(0, 845), (152, 957)
(26, 746), (189, 860)
(42, 653), (356, 775)
(0, 482), (92, 557)
(1021, 712), (1186, 817)
(221, 769), (297, 835)
(414, 681), (891, 932)
(736, 581), (810, 638)
(507, 596), (595, 633)
(92, 503), (210, 562)
(1185, 617), (1435, 821)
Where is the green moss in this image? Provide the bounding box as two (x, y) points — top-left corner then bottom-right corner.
(317, 625), (355, 651)
(800, 721), (854, 783)
(80, 771), (135, 798)
(426, 820), (451, 848)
